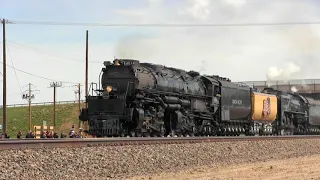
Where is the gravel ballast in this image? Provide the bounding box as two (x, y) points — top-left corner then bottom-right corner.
(1, 139), (320, 179)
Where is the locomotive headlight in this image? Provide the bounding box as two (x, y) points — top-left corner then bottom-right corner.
(106, 86), (113, 93)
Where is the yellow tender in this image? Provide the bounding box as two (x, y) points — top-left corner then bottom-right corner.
(251, 92), (278, 122)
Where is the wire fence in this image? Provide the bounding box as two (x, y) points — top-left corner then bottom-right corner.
(0, 100), (85, 109)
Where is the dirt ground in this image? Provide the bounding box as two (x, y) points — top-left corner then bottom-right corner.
(129, 154), (320, 180)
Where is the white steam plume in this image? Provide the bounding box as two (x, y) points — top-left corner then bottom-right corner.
(266, 62), (301, 81)
(113, 0), (320, 81)
(291, 86), (298, 93)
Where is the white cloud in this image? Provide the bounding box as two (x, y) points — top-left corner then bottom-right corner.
(267, 62), (301, 81)
(223, 0), (247, 7)
(182, 0), (211, 20)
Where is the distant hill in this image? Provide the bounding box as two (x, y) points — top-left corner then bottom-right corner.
(0, 101), (85, 137)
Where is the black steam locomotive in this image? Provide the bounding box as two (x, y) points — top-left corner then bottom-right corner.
(79, 59), (320, 137)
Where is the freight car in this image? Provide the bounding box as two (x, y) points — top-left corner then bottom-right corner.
(79, 59), (320, 137)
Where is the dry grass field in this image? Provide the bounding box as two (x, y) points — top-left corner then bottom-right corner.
(131, 154), (320, 180)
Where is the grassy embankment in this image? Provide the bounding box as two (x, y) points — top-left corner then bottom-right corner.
(0, 102), (85, 137)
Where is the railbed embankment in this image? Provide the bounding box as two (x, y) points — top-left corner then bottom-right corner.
(1, 139), (320, 179)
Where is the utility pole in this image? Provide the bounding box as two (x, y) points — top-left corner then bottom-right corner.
(22, 83), (38, 131)
(2, 19), (7, 134)
(50, 82), (62, 128)
(1, 19), (13, 135)
(74, 83), (82, 129)
(85, 30), (89, 136)
(85, 30), (88, 104)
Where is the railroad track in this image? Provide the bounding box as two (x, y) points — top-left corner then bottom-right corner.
(0, 135), (320, 150)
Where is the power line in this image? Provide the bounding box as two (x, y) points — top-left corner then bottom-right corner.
(0, 42), (80, 86)
(0, 41), (79, 85)
(6, 40), (102, 64)
(7, 20), (320, 27)
(0, 61), (79, 84)
(0, 40), (90, 84)
(6, 41), (23, 95)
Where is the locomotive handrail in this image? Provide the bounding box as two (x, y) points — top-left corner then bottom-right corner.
(143, 89), (213, 99)
(88, 83), (98, 96)
(125, 81), (135, 97)
(125, 81), (135, 112)
(234, 82), (251, 88)
(98, 70), (103, 91)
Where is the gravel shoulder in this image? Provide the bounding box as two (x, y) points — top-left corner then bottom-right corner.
(1, 139), (320, 179)
(130, 154), (320, 180)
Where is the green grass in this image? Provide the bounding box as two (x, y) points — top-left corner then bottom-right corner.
(0, 103), (84, 137)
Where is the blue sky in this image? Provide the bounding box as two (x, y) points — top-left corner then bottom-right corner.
(1, 0), (165, 105)
(2, 0), (320, 105)
(2, 0), (158, 44)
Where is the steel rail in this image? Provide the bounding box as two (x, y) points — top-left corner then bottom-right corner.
(0, 135), (319, 150)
